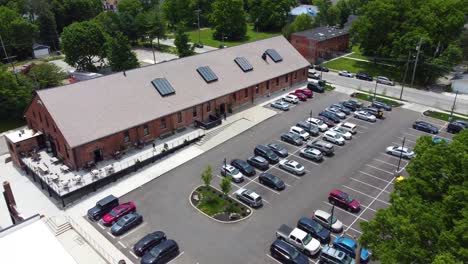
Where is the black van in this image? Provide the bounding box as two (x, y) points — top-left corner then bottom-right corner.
(307, 82), (325, 93)
(270, 239), (308, 264)
(141, 239), (180, 264)
(447, 122), (465, 134)
(87, 195), (119, 221)
(254, 145), (279, 164)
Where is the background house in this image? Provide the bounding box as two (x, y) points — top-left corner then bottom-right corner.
(289, 5), (319, 19)
(32, 44), (50, 59)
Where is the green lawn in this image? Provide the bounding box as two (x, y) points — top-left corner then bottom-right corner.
(423, 110), (468, 122)
(187, 25), (280, 48)
(346, 46), (372, 60)
(353, 92), (403, 107)
(324, 57), (402, 81)
(0, 119), (25, 133)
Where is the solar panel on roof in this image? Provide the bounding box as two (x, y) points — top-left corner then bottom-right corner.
(197, 66), (218, 83)
(151, 78), (175, 97)
(234, 57), (253, 72)
(266, 49), (283, 63)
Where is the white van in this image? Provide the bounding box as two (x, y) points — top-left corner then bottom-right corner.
(338, 122), (357, 134)
(290, 126), (310, 140)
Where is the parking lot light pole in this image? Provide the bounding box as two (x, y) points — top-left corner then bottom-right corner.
(373, 80), (378, 100)
(224, 157), (227, 168)
(309, 110), (313, 133)
(396, 137), (405, 175)
(329, 204), (335, 230)
(449, 90), (458, 122)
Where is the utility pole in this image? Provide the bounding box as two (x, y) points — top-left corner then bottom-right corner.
(449, 90), (459, 122)
(396, 137), (405, 175)
(410, 37), (423, 87)
(309, 110), (313, 133)
(195, 7), (201, 46)
(399, 52), (411, 100)
(373, 79), (378, 100)
(329, 204), (335, 231)
(0, 33), (19, 82)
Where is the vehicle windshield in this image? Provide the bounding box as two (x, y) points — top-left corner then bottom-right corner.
(109, 208), (120, 217)
(334, 134), (341, 139)
(231, 168), (240, 174)
(291, 134), (300, 140)
(315, 119), (324, 125)
(346, 197), (353, 203)
(270, 176), (280, 184)
(303, 234), (313, 245)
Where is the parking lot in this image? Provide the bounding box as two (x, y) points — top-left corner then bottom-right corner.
(86, 88), (452, 264)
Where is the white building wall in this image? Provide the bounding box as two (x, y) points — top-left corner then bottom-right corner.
(452, 79), (468, 94)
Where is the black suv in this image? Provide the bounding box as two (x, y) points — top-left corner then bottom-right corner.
(315, 65), (329, 72)
(319, 111), (341, 123)
(254, 145), (279, 164)
(231, 159), (256, 177)
(356, 72), (373, 81)
(87, 195), (119, 221)
(447, 122), (465, 134)
(308, 140), (334, 156)
(270, 239), (309, 264)
(308, 82), (325, 93)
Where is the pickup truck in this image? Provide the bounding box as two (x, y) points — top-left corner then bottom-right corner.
(276, 224), (321, 256)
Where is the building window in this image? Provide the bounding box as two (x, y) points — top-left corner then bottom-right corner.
(45, 116), (49, 127)
(207, 102), (211, 112)
(124, 131), (130, 143)
(244, 88), (248, 98)
(285, 74), (288, 82)
(39, 112), (43, 123)
(177, 112), (182, 123)
(161, 118), (166, 129)
(294, 72), (297, 78)
(143, 124), (149, 136)
(255, 85), (259, 94)
(266, 81), (270, 90)
(57, 142), (61, 152)
(33, 111), (36, 118)
(53, 126), (56, 133)
(276, 78), (279, 85)
(192, 107), (197, 117)
(66, 149), (70, 158)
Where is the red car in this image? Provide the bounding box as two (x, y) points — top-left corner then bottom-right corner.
(295, 89), (312, 98)
(328, 189), (360, 212)
(290, 92), (307, 101)
(317, 116), (334, 127)
(102, 202), (136, 225)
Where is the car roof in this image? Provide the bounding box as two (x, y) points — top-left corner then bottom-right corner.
(314, 209), (330, 218)
(245, 189), (260, 199)
(291, 126), (303, 131)
(252, 156), (266, 162)
(342, 122), (356, 127)
(306, 148), (321, 154)
(287, 160), (299, 166)
(272, 239), (296, 254)
(336, 236), (356, 248)
(290, 228), (307, 239)
(322, 245), (347, 259)
(330, 189), (346, 197)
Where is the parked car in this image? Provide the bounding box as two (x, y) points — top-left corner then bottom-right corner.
(432, 136), (452, 144)
(316, 116), (335, 127)
(447, 121), (466, 134)
(255, 145), (280, 164)
(319, 111), (341, 123)
(338, 70), (353, 77)
(247, 156), (269, 170)
(296, 121), (320, 136)
(87, 195), (119, 221)
(372, 100), (392, 111)
(279, 159), (305, 175)
(290, 91), (307, 101)
(281, 132), (303, 146)
(412, 121), (439, 134)
(299, 148), (323, 162)
(376, 76), (395, 86)
(313, 209), (343, 233)
(354, 111), (376, 122)
(325, 107), (346, 119)
(259, 172), (285, 190)
(235, 188), (263, 208)
(361, 107), (384, 119)
(283, 94), (299, 104)
(323, 131), (345, 146)
(297, 217), (331, 244)
(331, 103), (351, 115)
(320, 245), (355, 264)
(348, 99), (363, 108)
(102, 202), (136, 226)
(330, 127), (352, 140)
(270, 101), (290, 111)
(111, 212), (143, 235)
(307, 81), (325, 93)
(341, 101), (359, 111)
(328, 189), (360, 212)
(270, 239), (309, 264)
(454, 120), (468, 128)
(141, 239), (180, 264)
(308, 140), (334, 156)
(231, 159), (255, 177)
(267, 143), (288, 158)
(355, 72), (373, 81)
(307, 117), (328, 131)
(337, 122), (357, 134)
(296, 88), (312, 98)
(221, 164), (244, 183)
(333, 235), (370, 263)
(386, 145), (415, 159)
(315, 65), (329, 72)
(276, 224), (321, 256)
(290, 126), (310, 140)
(133, 231), (167, 257)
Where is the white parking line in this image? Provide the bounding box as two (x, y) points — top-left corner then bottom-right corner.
(120, 222), (145, 239)
(350, 177), (390, 194)
(365, 164), (394, 175)
(266, 254), (282, 264)
(118, 241), (127, 248)
(97, 224), (105, 230)
(359, 171), (391, 183)
(129, 250), (139, 259)
(403, 132), (420, 138)
(397, 137), (417, 143)
(342, 224), (363, 234)
(167, 251), (185, 264)
(322, 201), (369, 221)
(373, 158), (398, 168)
(381, 153), (410, 163)
(107, 231), (116, 238)
(342, 185), (391, 206)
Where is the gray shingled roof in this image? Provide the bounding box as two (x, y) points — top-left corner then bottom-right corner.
(293, 26), (349, 41)
(37, 36), (309, 148)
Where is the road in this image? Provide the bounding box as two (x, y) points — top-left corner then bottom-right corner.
(321, 72), (468, 115)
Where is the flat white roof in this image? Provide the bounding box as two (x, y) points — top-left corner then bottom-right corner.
(5, 129), (42, 144)
(0, 215), (77, 264)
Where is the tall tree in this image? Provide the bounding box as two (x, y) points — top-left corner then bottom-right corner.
(0, 67), (34, 120)
(0, 6), (38, 59)
(248, 0), (296, 32)
(174, 25), (194, 57)
(162, 0), (193, 29)
(62, 0), (102, 28)
(315, 0), (339, 26)
(38, 8), (60, 50)
(93, 11), (121, 36)
(61, 21), (107, 71)
(136, 7), (167, 46)
(336, 0), (352, 27)
(27, 63), (66, 89)
(105, 32), (139, 72)
(50, 0), (66, 32)
(283, 13), (314, 39)
(210, 0), (247, 41)
(118, 0), (144, 42)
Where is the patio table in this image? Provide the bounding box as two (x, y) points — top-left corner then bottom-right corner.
(50, 157), (59, 164)
(60, 165), (70, 172)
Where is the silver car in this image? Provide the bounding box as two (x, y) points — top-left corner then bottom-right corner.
(270, 101), (289, 111)
(221, 164), (244, 183)
(376, 76), (395, 86)
(279, 159), (305, 175)
(386, 146), (415, 159)
(354, 110), (376, 122)
(330, 127), (352, 140)
(299, 148), (323, 162)
(338, 70), (353, 77)
(325, 107), (346, 119)
(235, 188), (263, 208)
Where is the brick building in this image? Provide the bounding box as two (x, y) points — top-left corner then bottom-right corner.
(7, 36), (309, 170)
(290, 26), (350, 64)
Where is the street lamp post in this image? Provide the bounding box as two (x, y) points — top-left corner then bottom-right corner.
(309, 110), (313, 133)
(373, 79), (378, 100)
(354, 235), (362, 264)
(449, 90), (459, 122)
(329, 204), (335, 231)
(396, 137), (405, 175)
(195, 8), (201, 46)
(399, 52), (411, 100)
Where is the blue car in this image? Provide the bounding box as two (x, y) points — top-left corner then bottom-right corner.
(110, 212), (143, 235)
(432, 136), (452, 144)
(333, 235), (370, 263)
(412, 121), (439, 134)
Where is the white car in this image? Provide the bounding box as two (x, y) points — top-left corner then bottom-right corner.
(307, 117), (328, 132)
(323, 131), (345, 145)
(221, 164), (244, 183)
(338, 70), (353, 77)
(313, 209), (343, 233)
(376, 76), (395, 86)
(279, 159), (305, 175)
(290, 126), (310, 140)
(325, 107), (346, 119)
(338, 122), (357, 134)
(330, 127), (352, 140)
(283, 94), (299, 104)
(386, 146), (415, 159)
(354, 110), (376, 122)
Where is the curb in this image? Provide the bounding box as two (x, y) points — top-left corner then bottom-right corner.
(188, 185), (253, 224)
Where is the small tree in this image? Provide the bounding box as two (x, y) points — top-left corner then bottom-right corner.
(220, 177), (231, 198)
(201, 165), (212, 188)
(174, 24), (194, 57)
